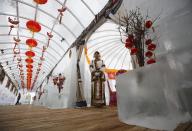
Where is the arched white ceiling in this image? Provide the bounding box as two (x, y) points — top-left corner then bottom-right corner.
(0, 0), (108, 90)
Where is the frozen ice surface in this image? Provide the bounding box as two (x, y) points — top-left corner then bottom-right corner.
(116, 48), (192, 130)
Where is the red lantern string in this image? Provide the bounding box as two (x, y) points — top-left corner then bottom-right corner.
(25, 51), (35, 57)
(148, 43), (156, 51)
(26, 39), (38, 47)
(145, 51), (153, 58)
(34, 0), (48, 4)
(147, 58), (156, 64)
(8, 17), (19, 35)
(145, 20), (153, 29)
(26, 20), (41, 33)
(25, 58), (34, 64)
(47, 32), (53, 47)
(145, 39), (152, 45)
(26, 64), (33, 69)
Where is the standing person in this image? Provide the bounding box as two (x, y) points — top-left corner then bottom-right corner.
(89, 51), (106, 107)
(15, 93), (21, 105)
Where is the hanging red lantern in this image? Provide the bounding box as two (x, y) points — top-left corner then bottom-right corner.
(145, 51), (153, 58)
(25, 58), (33, 64)
(145, 20), (153, 29)
(26, 39), (38, 47)
(27, 69), (33, 73)
(25, 51), (35, 57)
(34, 0), (48, 4)
(26, 20), (41, 33)
(26, 64), (33, 68)
(148, 43), (156, 51)
(145, 39), (152, 45)
(147, 58), (156, 64)
(130, 48), (138, 55)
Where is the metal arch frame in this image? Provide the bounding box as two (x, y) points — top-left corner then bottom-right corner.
(80, 0), (95, 16)
(88, 38), (122, 49)
(88, 34), (127, 42)
(0, 33), (65, 58)
(91, 40), (123, 56)
(103, 45), (125, 68)
(0, 42), (59, 64)
(4, 67), (49, 80)
(35, 0), (124, 89)
(112, 47), (128, 69)
(1, 58), (52, 72)
(0, 13), (70, 44)
(0, 25), (69, 50)
(2, 44), (57, 64)
(88, 40), (121, 55)
(101, 42), (124, 59)
(94, 29), (120, 34)
(0, 54), (54, 70)
(12, 0), (78, 39)
(4, 65), (50, 81)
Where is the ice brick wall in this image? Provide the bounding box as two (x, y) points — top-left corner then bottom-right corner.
(116, 0), (192, 130)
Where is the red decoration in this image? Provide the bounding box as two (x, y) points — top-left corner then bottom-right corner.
(58, 6), (67, 24)
(145, 51), (153, 58)
(145, 20), (153, 29)
(25, 58), (33, 64)
(147, 58), (156, 64)
(34, 0), (48, 4)
(145, 39), (152, 45)
(26, 20), (41, 32)
(148, 43), (156, 51)
(27, 69), (33, 73)
(130, 48), (138, 55)
(26, 64), (33, 68)
(25, 51), (35, 57)
(8, 17), (19, 25)
(116, 69), (127, 76)
(26, 39), (38, 47)
(125, 40), (133, 49)
(107, 72), (116, 79)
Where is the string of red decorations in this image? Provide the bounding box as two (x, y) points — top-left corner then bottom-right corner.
(8, 17), (19, 35)
(58, 6), (67, 24)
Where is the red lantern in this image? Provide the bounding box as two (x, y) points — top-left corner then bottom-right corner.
(145, 20), (153, 29)
(26, 20), (41, 32)
(145, 39), (152, 45)
(145, 51), (153, 58)
(34, 0), (48, 4)
(127, 34), (134, 42)
(26, 64), (33, 68)
(147, 58), (156, 64)
(25, 58), (33, 64)
(27, 69), (33, 72)
(125, 39), (133, 49)
(130, 48), (138, 55)
(25, 51), (35, 57)
(148, 43), (156, 51)
(26, 39), (38, 47)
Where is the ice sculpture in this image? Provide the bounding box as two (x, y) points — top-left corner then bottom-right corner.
(116, 0), (192, 130)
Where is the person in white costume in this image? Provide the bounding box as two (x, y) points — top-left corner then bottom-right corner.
(89, 51), (106, 107)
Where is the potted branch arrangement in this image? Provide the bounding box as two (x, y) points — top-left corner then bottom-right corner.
(118, 8), (159, 68)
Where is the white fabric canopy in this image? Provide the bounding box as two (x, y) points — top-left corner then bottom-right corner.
(0, 0), (108, 90)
